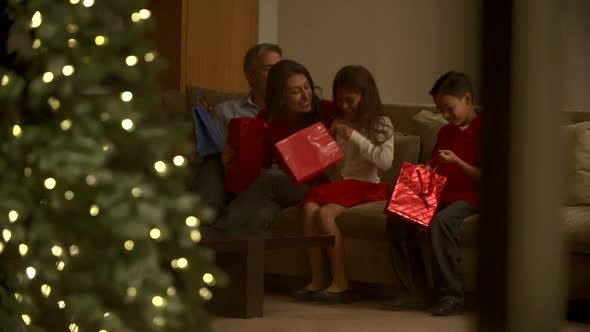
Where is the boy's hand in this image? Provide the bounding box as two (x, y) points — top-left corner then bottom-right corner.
(329, 123), (353, 139)
(221, 145), (234, 167)
(437, 149), (459, 165)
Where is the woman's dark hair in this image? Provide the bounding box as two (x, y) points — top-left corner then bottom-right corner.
(429, 70), (474, 100)
(262, 59), (324, 126)
(332, 65), (393, 145)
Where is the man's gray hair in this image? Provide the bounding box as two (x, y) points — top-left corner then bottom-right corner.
(243, 43), (282, 75)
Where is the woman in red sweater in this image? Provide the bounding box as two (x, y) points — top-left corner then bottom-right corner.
(215, 59), (334, 230)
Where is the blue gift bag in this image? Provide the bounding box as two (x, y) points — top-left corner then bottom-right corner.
(192, 106), (226, 157)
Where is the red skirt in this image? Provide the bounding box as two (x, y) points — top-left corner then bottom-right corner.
(301, 179), (389, 207)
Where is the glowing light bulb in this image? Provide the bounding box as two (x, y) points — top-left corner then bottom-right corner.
(85, 174), (97, 186)
(31, 11), (42, 28)
(58, 300), (66, 309)
(150, 228), (161, 240)
(68, 39), (78, 48)
(69, 323), (79, 332)
(185, 216), (200, 227)
(95, 35), (108, 46)
(69, 245), (79, 256)
(82, 0), (94, 7)
(203, 273), (215, 285)
(65, 191), (74, 200)
(127, 287), (137, 297)
(8, 210), (18, 223)
(14, 293), (23, 302)
(144, 52), (156, 62)
(48, 97), (61, 110)
(154, 161), (167, 174)
(22, 314), (32, 326)
(124, 240), (134, 251)
(12, 125), (23, 138)
(131, 12), (141, 22)
(121, 119), (135, 132)
(42, 72), (54, 83)
(139, 9), (152, 20)
(0, 242), (4, 254)
(125, 56), (138, 66)
(62, 65), (75, 76)
(120, 91), (133, 102)
(3, 229), (12, 242)
(70, 0), (80, 4)
(44, 178), (57, 190)
(176, 258), (188, 269)
(1, 74), (9, 86)
(131, 187), (142, 197)
(167, 287), (176, 296)
(190, 230), (201, 243)
(173, 155), (186, 166)
(60, 119), (72, 131)
(32, 39), (42, 49)
(52, 245), (63, 257)
(199, 287), (212, 300)
(152, 296), (165, 307)
(89, 205), (100, 216)
(19, 244), (28, 256)
(56, 261), (66, 271)
(26, 267), (36, 279)
(41, 284), (52, 297)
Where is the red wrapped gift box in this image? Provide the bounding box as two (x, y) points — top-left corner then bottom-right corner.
(385, 161), (447, 227)
(274, 122), (344, 186)
(224, 117), (267, 193)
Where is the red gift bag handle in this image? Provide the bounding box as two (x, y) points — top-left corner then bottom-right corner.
(415, 157), (439, 209)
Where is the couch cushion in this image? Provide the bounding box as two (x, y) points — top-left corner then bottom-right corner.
(412, 109), (448, 164)
(382, 133), (420, 185)
(562, 206), (590, 254)
(564, 121), (590, 205)
(383, 104), (437, 134)
(335, 201), (390, 241)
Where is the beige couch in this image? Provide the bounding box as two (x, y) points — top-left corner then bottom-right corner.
(163, 87), (590, 301)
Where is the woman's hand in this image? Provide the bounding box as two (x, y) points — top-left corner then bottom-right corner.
(437, 149), (459, 165)
(221, 145), (235, 167)
(329, 123), (354, 139)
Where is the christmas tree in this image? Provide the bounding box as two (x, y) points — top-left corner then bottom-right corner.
(0, 0), (222, 331)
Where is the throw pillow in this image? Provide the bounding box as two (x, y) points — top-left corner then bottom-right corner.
(382, 133), (421, 187)
(412, 109), (448, 164)
(564, 121), (590, 205)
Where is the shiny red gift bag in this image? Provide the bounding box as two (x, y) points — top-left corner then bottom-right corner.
(385, 161), (447, 227)
(224, 117), (268, 193)
(274, 122), (344, 186)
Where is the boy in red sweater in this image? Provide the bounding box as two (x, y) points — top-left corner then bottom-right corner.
(383, 71), (481, 316)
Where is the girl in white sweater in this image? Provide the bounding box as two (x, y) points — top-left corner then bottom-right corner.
(293, 65), (395, 303)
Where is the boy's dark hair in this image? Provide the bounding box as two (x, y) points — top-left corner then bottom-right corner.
(332, 65), (393, 146)
(429, 71), (474, 99)
(262, 59), (325, 126)
(243, 43), (283, 76)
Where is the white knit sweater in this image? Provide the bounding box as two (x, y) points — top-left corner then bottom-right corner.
(329, 116), (395, 183)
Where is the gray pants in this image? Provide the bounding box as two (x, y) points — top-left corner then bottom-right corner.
(387, 200), (478, 304)
(214, 168), (309, 230)
(191, 155), (233, 218)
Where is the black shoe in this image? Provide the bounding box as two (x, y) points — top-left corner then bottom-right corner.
(291, 288), (319, 302)
(430, 298), (464, 316)
(313, 289), (356, 304)
(381, 293), (426, 311)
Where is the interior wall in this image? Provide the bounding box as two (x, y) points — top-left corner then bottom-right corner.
(561, 0), (590, 111)
(278, 0), (482, 105)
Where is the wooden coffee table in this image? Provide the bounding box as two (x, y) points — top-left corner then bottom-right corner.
(199, 227), (334, 318)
